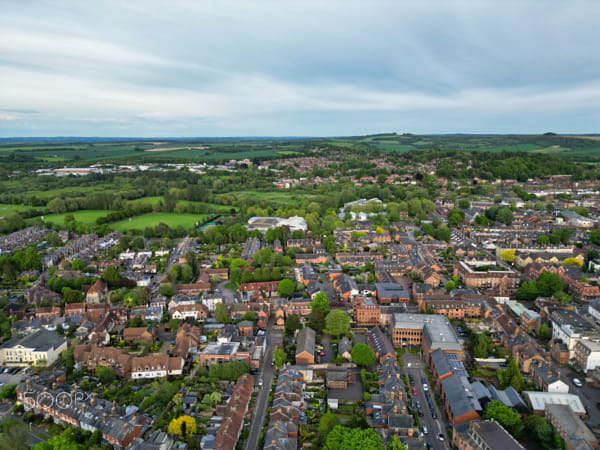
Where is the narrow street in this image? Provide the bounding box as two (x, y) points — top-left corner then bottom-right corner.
(244, 316), (283, 450)
(402, 351), (451, 450)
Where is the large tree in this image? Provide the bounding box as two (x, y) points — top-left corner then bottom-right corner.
(215, 302), (229, 324)
(284, 313), (303, 334)
(277, 279), (295, 298)
(272, 347), (287, 368)
(323, 426), (384, 450)
(482, 401), (523, 437)
(535, 271), (563, 297)
(311, 292), (330, 314)
(318, 412), (340, 440)
(101, 265), (121, 289)
(496, 359), (525, 392)
(325, 310), (350, 337)
(309, 306), (326, 332)
(524, 415), (553, 446)
(351, 343), (376, 367)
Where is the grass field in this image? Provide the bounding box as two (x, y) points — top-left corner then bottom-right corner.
(0, 204), (30, 216)
(41, 210), (111, 225)
(111, 213), (209, 231)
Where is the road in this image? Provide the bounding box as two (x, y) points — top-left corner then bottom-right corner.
(402, 351), (451, 450)
(149, 237), (192, 295)
(216, 279), (237, 305)
(560, 367), (600, 427)
(244, 318), (283, 450)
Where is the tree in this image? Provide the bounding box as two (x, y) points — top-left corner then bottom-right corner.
(71, 258), (85, 271)
(563, 257), (583, 268)
(159, 282), (176, 298)
(387, 436), (408, 450)
(309, 306), (326, 332)
(351, 343), (376, 367)
(524, 415), (553, 445)
(168, 415), (196, 437)
(325, 310), (350, 337)
(445, 280), (455, 292)
(169, 318), (181, 332)
(496, 359), (525, 392)
(472, 333), (493, 358)
(215, 302), (229, 324)
(323, 426), (384, 450)
(240, 311), (257, 323)
(270, 267), (281, 281)
(318, 412), (340, 440)
(553, 290), (572, 305)
(537, 323), (551, 340)
(96, 366), (115, 384)
(591, 228), (600, 245)
(311, 292), (330, 314)
(535, 271), (563, 297)
(0, 383), (17, 399)
(536, 235), (550, 245)
(515, 280), (539, 301)
(101, 266), (121, 289)
(285, 313), (303, 334)
(482, 401), (523, 437)
(272, 347), (287, 368)
(277, 279), (295, 298)
(458, 198), (470, 209)
(496, 207), (514, 225)
(500, 249), (516, 263)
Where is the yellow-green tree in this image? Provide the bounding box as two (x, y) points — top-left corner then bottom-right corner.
(562, 257), (583, 268)
(500, 249), (515, 263)
(168, 415), (197, 437)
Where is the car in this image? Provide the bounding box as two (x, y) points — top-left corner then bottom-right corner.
(258, 378), (263, 386)
(415, 400), (421, 408)
(432, 411), (437, 419)
(426, 443), (433, 450)
(422, 426), (428, 435)
(215, 289), (222, 293)
(418, 408), (424, 417)
(423, 383), (429, 391)
(319, 351), (326, 356)
(412, 388), (418, 395)
(573, 377), (583, 387)
(271, 359), (275, 366)
(438, 433), (445, 441)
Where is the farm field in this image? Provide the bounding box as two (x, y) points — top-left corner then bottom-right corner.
(110, 213), (210, 231)
(41, 210), (111, 225)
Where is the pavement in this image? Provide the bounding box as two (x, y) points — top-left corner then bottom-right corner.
(402, 351), (452, 450)
(244, 317), (283, 450)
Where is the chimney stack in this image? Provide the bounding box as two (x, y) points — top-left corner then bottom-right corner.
(90, 393), (96, 406)
(82, 404), (87, 413)
(103, 413), (107, 422)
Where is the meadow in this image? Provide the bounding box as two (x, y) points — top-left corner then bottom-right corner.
(41, 210), (112, 225)
(110, 213), (210, 231)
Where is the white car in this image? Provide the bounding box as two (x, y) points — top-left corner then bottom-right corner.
(258, 378), (263, 386)
(422, 426), (428, 435)
(573, 377), (583, 387)
(423, 384), (428, 391)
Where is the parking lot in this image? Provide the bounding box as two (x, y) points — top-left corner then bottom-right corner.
(0, 367), (28, 387)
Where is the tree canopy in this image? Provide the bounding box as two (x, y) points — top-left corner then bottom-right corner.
(482, 401), (523, 437)
(351, 343), (376, 367)
(311, 292), (330, 314)
(323, 426), (384, 450)
(277, 278), (295, 298)
(325, 309), (350, 337)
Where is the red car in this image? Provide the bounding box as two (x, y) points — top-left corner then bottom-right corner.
(412, 388), (418, 395)
(319, 351), (326, 356)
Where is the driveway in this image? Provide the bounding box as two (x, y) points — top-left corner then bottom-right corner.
(320, 334), (334, 363)
(216, 279), (237, 305)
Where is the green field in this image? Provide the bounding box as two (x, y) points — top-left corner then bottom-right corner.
(41, 210), (111, 225)
(111, 213), (209, 231)
(0, 204), (30, 216)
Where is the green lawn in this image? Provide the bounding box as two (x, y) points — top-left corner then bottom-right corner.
(111, 213), (210, 231)
(42, 210), (111, 225)
(128, 197), (234, 211)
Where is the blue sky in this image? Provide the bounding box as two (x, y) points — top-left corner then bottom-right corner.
(1, 1), (599, 137)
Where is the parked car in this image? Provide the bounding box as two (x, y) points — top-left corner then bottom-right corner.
(422, 426), (428, 435)
(432, 411), (437, 419)
(258, 378), (263, 386)
(438, 433), (445, 441)
(573, 377), (583, 387)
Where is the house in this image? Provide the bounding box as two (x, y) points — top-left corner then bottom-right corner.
(368, 326), (396, 363)
(574, 340), (600, 373)
(453, 420), (525, 450)
(0, 330), (68, 367)
(213, 373), (254, 450)
(17, 379), (148, 449)
(295, 327), (316, 365)
(440, 375), (482, 425)
(375, 282), (410, 305)
(353, 297), (381, 326)
(85, 279), (108, 304)
(122, 326), (156, 345)
(530, 360), (569, 393)
(338, 336), (352, 360)
(545, 404), (598, 450)
(170, 303), (209, 321)
(327, 369), (350, 389)
(129, 355), (184, 379)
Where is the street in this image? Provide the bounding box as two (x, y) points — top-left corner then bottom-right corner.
(244, 318), (283, 450)
(402, 351), (451, 450)
(561, 366), (600, 428)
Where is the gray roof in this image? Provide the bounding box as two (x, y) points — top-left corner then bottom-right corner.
(441, 375), (482, 418)
(2, 329), (68, 352)
(430, 349), (468, 378)
(296, 327), (315, 357)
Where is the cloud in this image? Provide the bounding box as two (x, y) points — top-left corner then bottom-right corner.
(1, 1), (599, 136)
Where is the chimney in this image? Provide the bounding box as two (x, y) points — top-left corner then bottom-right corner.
(82, 404), (87, 413)
(103, 413), (107, 422)
(90, 393), (96, 406)
(52, 382), (57, 390)
(132, 410), (137, 424)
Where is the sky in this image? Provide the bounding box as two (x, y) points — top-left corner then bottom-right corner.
(1, 1), (600, 137)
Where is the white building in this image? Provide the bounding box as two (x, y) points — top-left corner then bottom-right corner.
(0, 330), (68, 367)
(574, 340), (600, 373)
